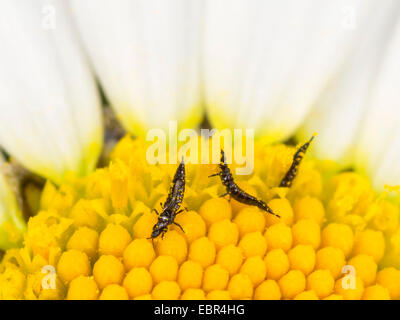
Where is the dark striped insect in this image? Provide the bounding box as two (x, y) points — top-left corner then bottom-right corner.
(149, 160), (187, 239)
(279, 135), (315, 188)
(209, 150), (280, 218)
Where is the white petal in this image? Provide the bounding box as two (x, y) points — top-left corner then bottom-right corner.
(298, 0), (400, 164)
(355, 17), (400, 189)
(0, 0), (103, 184)
(0, 155), (26, 249)
(203, 0), (379, 143)
(69, 0), (203, 136)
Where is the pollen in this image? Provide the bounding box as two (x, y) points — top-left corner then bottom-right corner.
(1, 136), (399, 300)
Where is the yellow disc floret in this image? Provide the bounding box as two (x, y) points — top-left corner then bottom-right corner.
(293, 196), (325, 225)
(67, 276), (99, 300)
(206, 290), (231, 300)
(264, 249), (290, 280)
(99, 284), (129, 300)
(348, 254), (377, 286)
(181, 288), (206, 300)
(353, 229), (385, 263)
(152, 281), (181, 300)
(156, 230), (188, 264)
(292, 219), (321, 250)
(376, 267), (400, 299)
(315, 246), (346, 279)
(278, 270), (306, 299)
(57, 250), (91, 283)
(363, 285), (391, 300)
(216, 244), (244, 276)
(238, 231), (267, 258)
(199, 198), (232, 227)
(288, 245), (316, 275)
(173, 210), (206, 243)
(178, 260), (203, 290)
(228, 274), (253, 300)
(203, 264), (230, 292)
(123, 238), (155, 270)
(254, 280), (281, 300)
(321, 223), (354, 257)
(208, 219), (239, 249)
(93, 255), (125, 289)
(123, 267), (152, 298)
(293, 290), (319, 300)
(188, 237), (216, 268)
(264, 222), (292, 252)
(240, 256), (266, 286)
(234, 208), (266, 236)
(132, 212), (158, 239)
(265, 198), (294, 227)
(66, 227), (99, 260)
(150, 255), (178, 283)
(306, 269), (334, 299)
(334, 276), (364, 300)
(98, 224), (131, 257)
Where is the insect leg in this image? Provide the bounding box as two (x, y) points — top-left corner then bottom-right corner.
(173, 222), (185, 233)
(208, 173), (220, 178)
(151, 208), (159, 215)
(219, 192), (230, 198)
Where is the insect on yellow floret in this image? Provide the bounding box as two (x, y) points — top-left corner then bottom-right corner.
(156, 230), (188, 264)
(173, 210), (206, 243)
(265, 198), (294, 227)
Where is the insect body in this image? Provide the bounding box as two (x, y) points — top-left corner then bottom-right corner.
(279, 135), (315, 188)
(149, 160), (186, 239)
(210, 150), (280, 218)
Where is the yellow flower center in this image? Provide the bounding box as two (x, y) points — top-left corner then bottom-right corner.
(0, 135), (399, 300)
